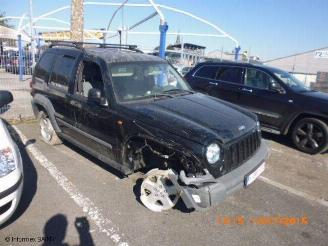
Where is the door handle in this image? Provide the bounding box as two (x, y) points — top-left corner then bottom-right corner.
(242, 88), (253, 93)
(209, 81), (218, 86)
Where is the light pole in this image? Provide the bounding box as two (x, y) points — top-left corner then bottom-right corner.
(28, 0), (36, 67)
(118, 29), (122, 47)
(104, 0), (128, 44)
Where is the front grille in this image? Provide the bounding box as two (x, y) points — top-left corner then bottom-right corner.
(225, 130), (261, 171)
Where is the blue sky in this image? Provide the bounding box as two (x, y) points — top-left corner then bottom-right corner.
(1, 0), (328, 60)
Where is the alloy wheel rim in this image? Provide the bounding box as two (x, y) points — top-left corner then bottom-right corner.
(40, 118), (53, 142)
(295, 122), (325, 151)
(140, 169), (180, 212)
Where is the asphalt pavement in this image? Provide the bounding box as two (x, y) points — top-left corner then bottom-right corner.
(0, 122), (327, 246)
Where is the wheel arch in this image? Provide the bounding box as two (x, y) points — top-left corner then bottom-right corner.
(121, 133), (205, 177)
(31, 94), (61, 132)
(284, 112), (328, 135)
(121, 134), (185, 171)
(122, 134), (173, 156)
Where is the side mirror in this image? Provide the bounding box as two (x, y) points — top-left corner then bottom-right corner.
(88, 88), (102, 103)
(0, 90), (13, 108)
(87, 88), (107, 106)
(269, 82), (285, 94)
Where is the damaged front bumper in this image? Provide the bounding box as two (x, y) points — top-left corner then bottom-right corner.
(179, 140), (269, 211)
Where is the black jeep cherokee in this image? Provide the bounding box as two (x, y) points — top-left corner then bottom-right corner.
(30, 42), (268, 212)
(185, 62), (328, 154)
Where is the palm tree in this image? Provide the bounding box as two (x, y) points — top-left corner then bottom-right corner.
(0, 11), (13, 28)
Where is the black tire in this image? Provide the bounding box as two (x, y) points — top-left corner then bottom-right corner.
(38, 111), (62, 145)
(291, 118), (328, 154)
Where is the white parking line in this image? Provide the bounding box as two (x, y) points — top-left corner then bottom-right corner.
(13, 126), (129, 246)
(259, 176), (328, 207)
(271, 148), (284, 153)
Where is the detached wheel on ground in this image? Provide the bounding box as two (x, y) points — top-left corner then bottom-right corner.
(291, 118), (328, 154)
(38, 112), (62, 145)
(140, 169), (180, 212)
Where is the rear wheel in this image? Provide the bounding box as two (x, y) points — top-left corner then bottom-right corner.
(291, 118), (328, 154)
(38, 112), (62, 145)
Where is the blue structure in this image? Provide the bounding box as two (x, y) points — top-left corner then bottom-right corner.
(17, 34), (24, 81)
(234, 45), (241, 61)
(159, 22), (168, 59)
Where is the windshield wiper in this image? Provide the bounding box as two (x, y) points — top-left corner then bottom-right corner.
(163, 88), (194, 95)
(141, 93), (174, 100)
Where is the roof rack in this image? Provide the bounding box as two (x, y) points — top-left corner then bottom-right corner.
(46, 40), (143, 53)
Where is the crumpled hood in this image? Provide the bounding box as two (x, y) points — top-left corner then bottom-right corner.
(126, 93), (256, 144)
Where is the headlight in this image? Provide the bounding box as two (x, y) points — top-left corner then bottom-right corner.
(0, 147), (16, 177)
(206, 143), (221, 164)
(256, 121), (261, 132)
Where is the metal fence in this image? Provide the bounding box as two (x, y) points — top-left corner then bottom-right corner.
(0, 34), (41, 121)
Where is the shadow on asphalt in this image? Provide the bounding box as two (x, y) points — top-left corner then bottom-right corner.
(62, 138), (194, 213)
(0, 122), (38, 230)
(61, 140), (126, 179)
(0, 105), (10, 114)
(262, 132), (328, 155)
(262, 132), (295, 150)
(42, 214), (94, 246)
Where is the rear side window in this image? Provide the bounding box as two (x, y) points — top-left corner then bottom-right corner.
(34, 53), (55, 82)
(194, 65), (219, 80)
(49, 55), (76, 91)
(216, 67), (244, 84)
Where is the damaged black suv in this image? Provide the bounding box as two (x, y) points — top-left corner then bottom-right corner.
(31, 42), (268, 212)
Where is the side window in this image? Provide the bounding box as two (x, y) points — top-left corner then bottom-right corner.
(34, 53), (55, 82)
(216, 67), (244, 84)
(245, 68), (276, 90)
(194, 65), (219, 80)
(49, 55), (76, 91)
(75, 61), (105, 98)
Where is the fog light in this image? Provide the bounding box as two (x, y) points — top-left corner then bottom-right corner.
(192, 194), (201, 203)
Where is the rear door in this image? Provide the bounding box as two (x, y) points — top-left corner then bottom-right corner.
(186, 64), (218, 93)
(214, 66), (245, 103)
(187, 64), (244, 104)
(238, 67), (295, 130)
(47, 53), (79, 136)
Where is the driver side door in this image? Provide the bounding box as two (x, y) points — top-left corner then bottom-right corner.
(238, 67), (295, 131)
(71, 60), (118, 160)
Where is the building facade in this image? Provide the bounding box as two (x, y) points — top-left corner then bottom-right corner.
(265, 47), (328, 86)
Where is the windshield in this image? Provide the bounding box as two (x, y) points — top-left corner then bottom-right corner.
(271, 68), (311, 92)
(110, 62), (193, 102)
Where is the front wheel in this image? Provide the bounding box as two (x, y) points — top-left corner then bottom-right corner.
(140, 169), (180, 212)
(291, 118), (328, 154)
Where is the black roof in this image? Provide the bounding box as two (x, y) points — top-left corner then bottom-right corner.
(85, 48), (165, 64)
(195, 61), (287, 73)
(46, 41), (165, 64)
(197, 60), (266, 68)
